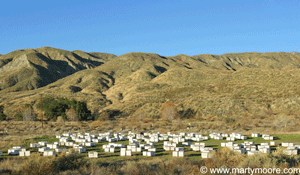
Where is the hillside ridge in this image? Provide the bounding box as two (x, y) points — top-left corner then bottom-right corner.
(1, 47), (300, 123)
(0, 47), (117, 91)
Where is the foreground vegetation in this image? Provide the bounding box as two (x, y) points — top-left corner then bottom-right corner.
(0, 151), (296, 174)
(1, 143), (300, 174)
(1, 131), (300, 174)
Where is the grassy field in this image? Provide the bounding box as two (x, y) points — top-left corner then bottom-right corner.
(2, 133), (300, 161)
(1, 133), (300, 174)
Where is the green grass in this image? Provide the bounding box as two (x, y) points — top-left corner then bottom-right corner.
(0, 135), (59, 159)
(272, 134), (300, 144)
(22, 135), (58, 147)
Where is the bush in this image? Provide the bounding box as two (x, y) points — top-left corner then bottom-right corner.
(0, 105), (6, 121)
(179, 108), (196, 119)
(19, 153), (56, 175)
(54, 151), (86, 172)
(66, 108), (78, 121)
(22, 107), (37, 121)
(17, 152), (85, 174)
(96, 110), (121, 121)
(161, 102), (179, 121)
(15, 112), (23, 121)
(224, 117), (235, 124)
(56, 116), (65, 124)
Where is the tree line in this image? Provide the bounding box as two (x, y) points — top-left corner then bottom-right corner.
(0, 100), (196, 122)
(0, 97), (91, 121)
(35, 97), (91, 121)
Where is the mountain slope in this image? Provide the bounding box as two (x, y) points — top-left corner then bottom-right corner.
(2, 49), (300, 123)
(0, 47), (116, 91)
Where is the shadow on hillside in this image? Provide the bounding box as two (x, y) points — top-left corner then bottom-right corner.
(154, 65), (167, 74)
(72, 53), (104, 67)
(34, 52), (78, 75)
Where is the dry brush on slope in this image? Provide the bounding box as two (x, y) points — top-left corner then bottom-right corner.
(1, 48), (300, 132)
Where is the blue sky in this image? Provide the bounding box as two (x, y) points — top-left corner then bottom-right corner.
(1, 0), (299, 56)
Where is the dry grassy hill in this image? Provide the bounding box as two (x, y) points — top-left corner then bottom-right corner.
(0, 47), (116, 92)
(1, 48), (300, 132)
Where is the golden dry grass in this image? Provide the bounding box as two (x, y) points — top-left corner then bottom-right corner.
(2, 49), (300, 140)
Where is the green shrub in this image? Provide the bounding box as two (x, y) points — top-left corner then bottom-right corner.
(0, 105), (6, 121)
(15, 112), (23, 121)
(54, 151), (86, 172)
(224, 117), (235, 124)
(179, 108), (196, 119)
(19, 153), (56, 175)
(18, 152), (85, 174)
(96, 109), (122, 121)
